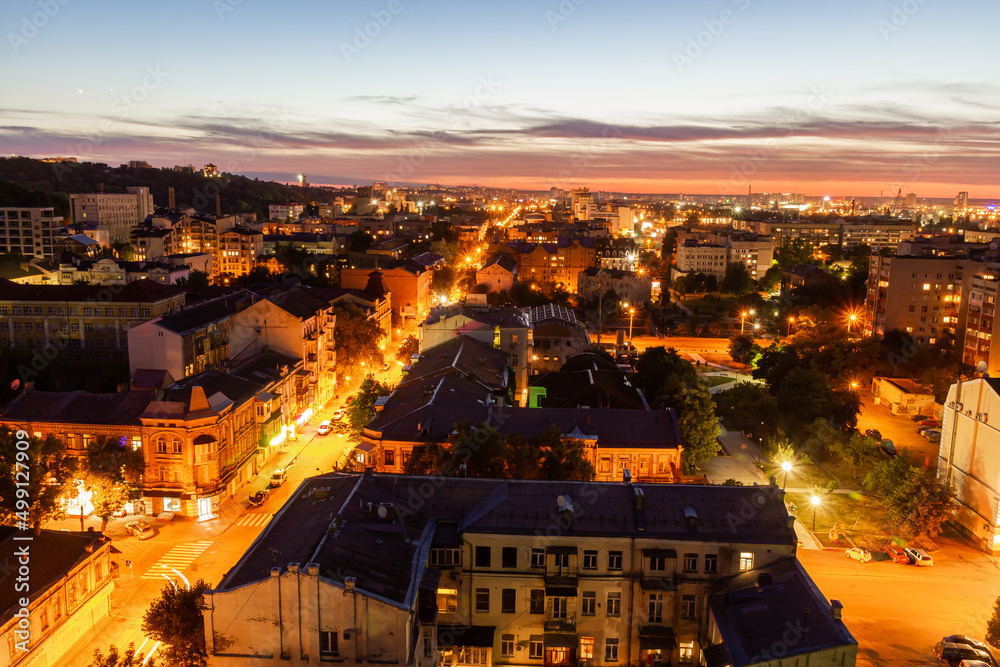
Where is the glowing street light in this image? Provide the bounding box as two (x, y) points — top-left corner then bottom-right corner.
(627, 305), (636, 341)
(781, 461), (792, 490)
(810, 494), (821, 531)
(787, 315), (795, 338)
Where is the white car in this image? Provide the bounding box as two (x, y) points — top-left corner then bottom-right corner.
(332, 409), (344, 421)
(317, 420), (332, 435)
(845, 547), (871, 563)
(125, 520), (155, 540)
(270, 469), (287, 487)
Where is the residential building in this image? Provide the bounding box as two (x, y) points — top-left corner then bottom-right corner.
(269, 203), (305, 221)
(342, 261), (432, 323)
(0, 278), (186, 370)
(527, 303), (591, 376)
(202, 473), (856, 667)
(781, 264), (839, 291)
(672, 232), (773, 281)
(317, 272), (392, 339)
(528, 353), (649, 410)
(0, 207), (63, 259)
(262, 233), (339, 256)
(477, 254), (518, 293)
(674, 241), (727, 279)
(870, 377), (935, 416)
(0, 528), (114, 667)
(955, 191), (970, 211)
(937, 378), (1000, 553)
(69, 187), (154, 243)
(754, 219), (916, 253)
(840, 221), (917, 251)
(963, 270), (1000, 375)
(55, 257), (189, 285)
(403, 335), (512, 403)
(217, 226), (264, 281)
(578, 267), (653, 306)
(492, 238), (597, 292)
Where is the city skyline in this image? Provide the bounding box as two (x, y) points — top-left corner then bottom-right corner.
(3, 0), (999, 197)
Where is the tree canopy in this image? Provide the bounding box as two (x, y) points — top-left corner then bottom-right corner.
(332, 302), (384, 382)
(141, 579), (209, 667)
(0, 428), (76, 534)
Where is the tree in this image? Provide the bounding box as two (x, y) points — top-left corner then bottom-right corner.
(404, 440), (449, 475)
(184, 269), (210, 289)
(774, 238), (814, 268)
(347, 230), (373, 252)
(727, 334), (755, 364)
(347, 375), (391, 435)
(903, 473), (954, 537)
(396, 335), (418, 364)
(676, 385), (721, 473)
(85, 436), (145, 529)
(111, 241), (134, 261)
(503, 433), (542, 479)
(332, 302), (384, 382)
(721, 478), (744, 486)
(829, 432), (878, 479)
(713, 382), (779, 441)
(431, 266), (455, 295)
(0, 429), (76, 535)
(721, 262), (754, 295)
(535, 426), (595, 481)
(90, 644), (154, 667)
(141, 580), (209, 667)
(448, 421), (509, 478)
(758, 265), (783, 292)
(986, 597), (1000, 649)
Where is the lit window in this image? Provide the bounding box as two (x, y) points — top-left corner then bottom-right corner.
(739, 552), (754, 571)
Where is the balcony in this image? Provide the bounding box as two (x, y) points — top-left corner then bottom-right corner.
(544, 611), (576, 633)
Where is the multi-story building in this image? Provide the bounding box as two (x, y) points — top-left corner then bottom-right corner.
(69, 187), (154, 243)
(840, 221), (917, 251)
(863, 255), (974, 344)
(754, 219), (915, 254)
(527, 303), (592, 376)
(963, 270), (1000, 374)
(937, 377), (1000, 553)
(0, 528), (115, 667)
(492, 239), (597, 292)
(0, 278), (186, 371)
(342, 261), (432, 323)
(578, 267), (653, 308)
(477, 254), (518, 293)
(0, 207), (63, 259)
(269, 203), (305, 221)
(201, 473), (857, 667)
(674, 241), (728, 279)
(217, 226), (264, 281)
(55, 257), (189, 285)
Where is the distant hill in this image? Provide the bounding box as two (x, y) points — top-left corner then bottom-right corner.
(0, 157), (354, 220)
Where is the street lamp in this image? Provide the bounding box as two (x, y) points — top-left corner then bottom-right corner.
(787, 316), (795, 338)
(781, 461), (792, 491)
(752, 322), (760, 337)
(625, 304), (636, 341)
(810, 494), (821, 531)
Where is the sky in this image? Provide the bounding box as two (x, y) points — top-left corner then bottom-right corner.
(2, 0), (998, 198)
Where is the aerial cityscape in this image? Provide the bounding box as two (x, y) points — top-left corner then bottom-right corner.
(2, 1), (1000, 666)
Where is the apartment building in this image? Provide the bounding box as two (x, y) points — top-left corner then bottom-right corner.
(217, 226), (265, 281)
(70, 187), (154, 243)
(55, 257), (189, 285)
(754, 219), (916, 253)
(0, 278), (186, 369)
(342, 261), (432, 322)
(477, 254), (518, 293)
(493, 239), (597, 292)
(674, 242), (727, 279)
(937, 378), (1000, 554)
(132, 211), (258, 281)
(0, 207), (63, 259)
(202, 473), (857, 667)
(0, 529), (114, 667)
(269, 203), (304, 221)
(963, 270), (1000, 374)
(840, 221), (917, 250)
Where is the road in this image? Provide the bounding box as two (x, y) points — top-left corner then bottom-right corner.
(56, 359), (406, 665)
(798, 543), (1000, 666)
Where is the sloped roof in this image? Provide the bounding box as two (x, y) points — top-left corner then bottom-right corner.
(2, 389), (153, 425)
(0, 278), (184, 302)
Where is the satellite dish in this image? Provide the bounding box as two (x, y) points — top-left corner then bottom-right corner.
(990, 242), (998, 251)
(10, 379), (19, 391)
(977, 361), (989, 375)
(556, 495), (567, 508)
(377, 505), (388, 519)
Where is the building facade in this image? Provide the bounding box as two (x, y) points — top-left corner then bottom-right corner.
(0, 207), (63, 259)
(69, 188), (154, 243)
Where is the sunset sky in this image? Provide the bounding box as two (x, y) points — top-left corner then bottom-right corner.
(2, 0), (998, 197)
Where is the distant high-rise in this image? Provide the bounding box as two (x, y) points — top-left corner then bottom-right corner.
(906, 192), (917, 208)
(955, 191), (970, 210)
(70, 187), (154, 243)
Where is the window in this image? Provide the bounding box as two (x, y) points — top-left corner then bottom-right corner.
(679, 641), (694, 663)
(608, 551), (622, 570)
(141, 308), (150, 317)
(70, 322), (79, 332)
(580, 637), (594, 660)
(583, 550), (597, 569)
(648, 593), (664, 623)
(501, 634), (514, 658)
(11, 306), (19, 316)
(131, 308), (139, 317)
(582, 591), (596, 615)
(500, 588), (515, 613)
(437, 588), (458, 613)
(739, 552), (754, 572)
(83, 307), (92, 316)
(172, 440), (182, 454)
(683, 553), (698, 572)
(384, 449), (394, 466)
(475, 546), (491, 568)
(704, 554), (718, 573)
(649, 555), (666, 572)
(551, 597), (568, 619)
(475, 588), (489, 613)
(156, 437), (167, 454)
(530, 548), (545, 568)
(605, 638), (619, 662)
(529, 589), (544, 614)
(606, 591), (621, 616)
(552, 552), (569, 568)
(502, 547), (517, 568)
(681, 594), (696, 620)
(320, 630), (339, 659)
(529, 637), (543, 660)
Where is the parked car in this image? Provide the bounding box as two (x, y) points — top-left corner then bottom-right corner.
(919, 418), (941, 428)
(382, 361), (391, 371)
(125, 520), (155, 540)
(864, 429), (882, 441)
(880, 439), (897, 455)
(248, 490), (269, 507)
(882, 544), (909, 563)
(936, 642), (996, 666)
(269, 468), (288, 487)
(845, 547), (872, 563)
(904, 546), (934, 566)
(943, 636), (991, 653)
(317, 420), (332, 435)
(911, 413), (927, 422)
(928, 433), (943, 444)
(333, 409), (344, 421)
(958, 660), (993, 667)
(918, 425), (938, 436)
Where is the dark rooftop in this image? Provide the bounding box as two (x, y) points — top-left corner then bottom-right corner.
(154, 291), (246, 334)
(0, 278), (184, 303)
(2, 389), (153, 424)
(404, 335), (510, 392)
(530, 369), (649, 410)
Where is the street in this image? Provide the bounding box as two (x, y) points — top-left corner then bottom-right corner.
(798, 541), (1000, 666)
(55, 359), (405, 665)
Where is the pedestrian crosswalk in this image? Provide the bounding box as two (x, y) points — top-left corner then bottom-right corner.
(235, 512), (273, 528)
(141, 540), (213, 579)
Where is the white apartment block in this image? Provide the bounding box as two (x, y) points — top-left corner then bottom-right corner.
(269, 203), (305, 221)
(70, 187), (154, 243)
(0, 207), (63, 258)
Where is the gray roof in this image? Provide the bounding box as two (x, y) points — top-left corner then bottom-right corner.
(154, 292), (246, 334)
(216, 473), (797, 609)
(404, 336), (510, 392)
(2, 389), (153, 425)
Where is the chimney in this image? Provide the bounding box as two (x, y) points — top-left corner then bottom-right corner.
(168, 186), (176, 209)
(189, 386), (211, 413)
(306, 563), (320, 576)
(830, 600), (843, 620)
(215, 194), (221, 217)
(344, 577), (356, 591)
(287, 562), (300, 573)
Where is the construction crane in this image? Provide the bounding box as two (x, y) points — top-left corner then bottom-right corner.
(888, 188), (903, 215)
